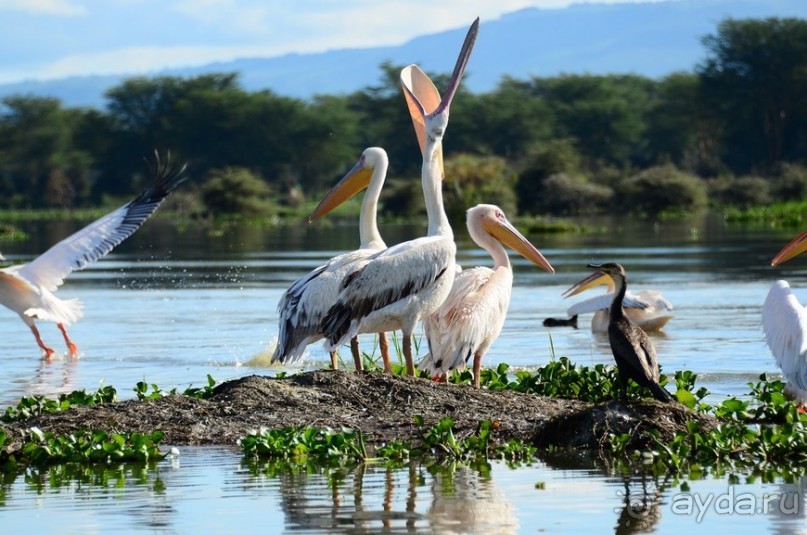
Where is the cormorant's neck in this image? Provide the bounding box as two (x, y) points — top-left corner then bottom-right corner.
(609, 273), (627, 320)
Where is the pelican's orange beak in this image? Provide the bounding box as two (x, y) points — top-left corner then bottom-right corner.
(484, 215), (554, 274)
(309, 156), (373, 221)
(400, 17), (479, 176)
(562, 271), (612, 299)
(771, 230), (807, 266)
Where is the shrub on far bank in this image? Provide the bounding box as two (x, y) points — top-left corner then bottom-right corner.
(536, 173), (614, 215)
(201, 167), (272, 217)
(617, 165), (707, 214)
(771, 163), (807, 201)
(708, 175), (771, 207)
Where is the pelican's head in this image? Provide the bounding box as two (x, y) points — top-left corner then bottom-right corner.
(469, 204), (554, 273)
(400, 17), (479, 162)
(562, 271), (615, 298)
(585, 262), (627, 287)
(309, 147), (386, 221)
(771, 229), (807, 266)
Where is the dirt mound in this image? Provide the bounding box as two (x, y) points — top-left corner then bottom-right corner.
(1, 370), (716, 451)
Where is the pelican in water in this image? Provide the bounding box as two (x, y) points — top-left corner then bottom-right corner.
(562, 272), (673, 333)
(762, 229), (807, 406)
(272, 147), (391, 372)
(0, 152), (187, 359)
(420, 204), (554, 388)
(321, 18), (479, 376)
(584, 263), (673, 402)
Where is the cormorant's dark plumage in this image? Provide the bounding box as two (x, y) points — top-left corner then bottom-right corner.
(587, 263), (673, 403)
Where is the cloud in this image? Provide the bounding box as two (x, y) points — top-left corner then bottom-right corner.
(0, 0), (86, 16)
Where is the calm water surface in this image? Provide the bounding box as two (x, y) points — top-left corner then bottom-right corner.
(1, 211), (806, 533)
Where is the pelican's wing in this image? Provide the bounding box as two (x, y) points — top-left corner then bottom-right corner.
(322, 236), (455, 345)
(567, 293), (649, 316)
(18, 153), (187, 292)
(632, 289), (673, 311)
(763, 280), (807, 390)
(422, 267), (509, 373)
(274, 248), (378, 363)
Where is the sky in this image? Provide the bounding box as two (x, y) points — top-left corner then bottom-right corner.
(0, 0), (675, 84)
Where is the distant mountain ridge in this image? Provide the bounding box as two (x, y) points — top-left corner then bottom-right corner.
(2, 0), (805, 109)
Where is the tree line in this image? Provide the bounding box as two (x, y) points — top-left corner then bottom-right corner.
(1, 17), (806, 217)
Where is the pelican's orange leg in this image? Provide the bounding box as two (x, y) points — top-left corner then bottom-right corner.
(472, 352), (483, 389)
(378, 332), (391, 373)
(329, 350), (339, 370)
(29, 325), (55, 360)
(403, 335), (415, 377)
(350, 336), (363, 372)
(57, 323), (78, 358)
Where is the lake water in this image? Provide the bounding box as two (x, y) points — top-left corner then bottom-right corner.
(1, 211), (806, 533)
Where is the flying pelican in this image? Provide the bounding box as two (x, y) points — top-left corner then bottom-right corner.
(584, 263), (673, 402)
(419, 204), (554, 388)
(0, 152), (187, 359)
(272, 147), (391, 372)
(321, 18), (479, 376)
(562, 272), (673, 333)
(762, 229), (807, 406)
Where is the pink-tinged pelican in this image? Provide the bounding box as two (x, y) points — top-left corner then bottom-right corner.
(420, 204), (554, 388)
(272, 147), (391, 372)
(762, 229), (807, 406)
(321, 18), (479, 376)
(0, 152), (187, 359)
(563, 272), (673, 333)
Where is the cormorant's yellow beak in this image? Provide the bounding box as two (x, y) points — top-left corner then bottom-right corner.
(771, 230), (807, 266)
(562, 271), (612, 298)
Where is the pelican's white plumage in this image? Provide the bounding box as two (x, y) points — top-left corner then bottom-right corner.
(272, 147), (389, 371)
(0, 152), (187, 358)
(564, 273), (673, 333)
(420, 204), (554, 387)
(763, 229), (807, 403)
(321, 18), (479, 376)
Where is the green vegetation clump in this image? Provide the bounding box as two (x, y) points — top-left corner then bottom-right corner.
(0, 428), (166, 469)
(2, 386), (117, 423)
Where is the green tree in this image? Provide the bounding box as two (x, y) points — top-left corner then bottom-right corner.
(699, 18), (807, 172)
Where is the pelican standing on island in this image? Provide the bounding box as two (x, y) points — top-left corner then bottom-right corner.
(420, 204), (555, 388)
(762, 229), (807, 406)
(0, 152), (187, 359)
(583, 263), (673, 402)
(272, 147), (391, 372)
(562, 271), (673, 333)
(321, 18), (480, 376)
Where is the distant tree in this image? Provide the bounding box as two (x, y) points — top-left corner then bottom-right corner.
(532, 74), (654, 167)
(699, 18), (807, 172)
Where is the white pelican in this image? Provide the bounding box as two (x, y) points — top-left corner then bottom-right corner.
(762, 229), (807, 405)
(562, 271), (673, 333)
(321, 18), (479, 376)
(584, 263), (673, 402)
(0, 152), (187, 359)
(419, 204), (554, 388)
(272, 147), (391, 372)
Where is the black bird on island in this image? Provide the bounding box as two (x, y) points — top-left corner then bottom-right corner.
(583, 263), (673, 403)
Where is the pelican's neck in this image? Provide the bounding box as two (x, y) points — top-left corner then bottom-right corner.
(609, 273), (627, 320)
(358, 153), (387, 250)
(471, 225), (510, 270)
(423, 141), (452, 239)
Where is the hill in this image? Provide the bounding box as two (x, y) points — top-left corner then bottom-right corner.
(1, 0), (805, 109)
